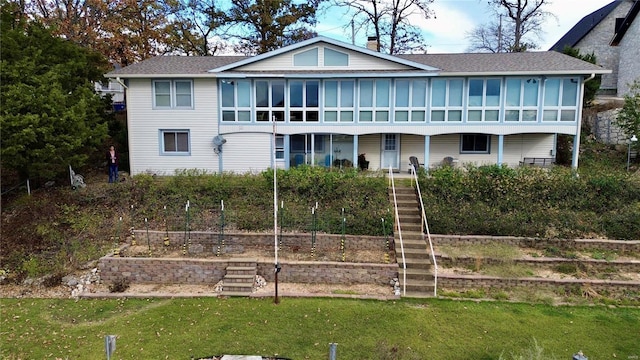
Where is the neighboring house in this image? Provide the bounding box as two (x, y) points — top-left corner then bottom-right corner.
(551, 0), (640, 97)
(106, 36), (608, 176)
(95, 78), (126, 111)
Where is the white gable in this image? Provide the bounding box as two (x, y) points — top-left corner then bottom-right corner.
(209, 37), (439, 74)
(235, 44), (415, 72)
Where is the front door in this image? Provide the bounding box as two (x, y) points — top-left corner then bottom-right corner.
(381, 134), (399, 170)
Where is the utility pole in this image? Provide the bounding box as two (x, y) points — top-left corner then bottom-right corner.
(351, 20), (355, 45)
(497, 14), (503, 53)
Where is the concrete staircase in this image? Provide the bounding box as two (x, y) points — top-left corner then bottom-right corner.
(390, 186), (435, 297)
(220, 258), (257, 297)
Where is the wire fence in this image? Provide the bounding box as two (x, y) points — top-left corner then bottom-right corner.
(0, 179), (30, 197)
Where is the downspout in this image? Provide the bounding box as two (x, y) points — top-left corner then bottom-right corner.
(572, 73), (596, 173)
(115, 77), (128, 89)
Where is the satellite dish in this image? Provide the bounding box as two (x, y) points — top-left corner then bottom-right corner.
(213, 135), (226, 154)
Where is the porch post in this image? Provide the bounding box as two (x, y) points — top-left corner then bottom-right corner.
(353, 135), (359, 167)
(572, 134), (580, 170)
(424, 135), (430, 170)
(310, 134), (315, 166)
(497, 135), (504, 166)
(284, 134), (290, 170)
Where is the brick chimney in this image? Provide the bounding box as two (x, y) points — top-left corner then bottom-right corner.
(366, 36), (379, 51)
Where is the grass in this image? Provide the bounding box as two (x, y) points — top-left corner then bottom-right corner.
(1, 297), (638, 359)
(439, 244), (521, 261)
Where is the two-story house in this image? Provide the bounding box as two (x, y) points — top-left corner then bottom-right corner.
(106, 36), (608, 175)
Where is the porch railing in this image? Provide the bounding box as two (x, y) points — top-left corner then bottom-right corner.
(388, 166), (406, 296)
(410, 165), (438, 297)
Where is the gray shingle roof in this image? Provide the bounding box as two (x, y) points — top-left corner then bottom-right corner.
(397, 51), (607, 74)
(550, 1), (622, 51)
(107, 49), (608, 78)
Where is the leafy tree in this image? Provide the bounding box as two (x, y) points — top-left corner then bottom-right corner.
(21, 0), (172, 66)
(165, 0), (228, 56)
(562, 47), (601, 105)
(616, 79), (640, 152)
(332, 0), (433, 54)
(224, 0), (321, 55)
(468, 0), (551, 53)
(0, 3), (110, 182)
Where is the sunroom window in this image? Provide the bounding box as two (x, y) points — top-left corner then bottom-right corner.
(431, 79), (463, 122)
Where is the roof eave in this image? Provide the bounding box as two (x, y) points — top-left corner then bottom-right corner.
(105, 73), (217, 79)
(440, 70), (612, 77)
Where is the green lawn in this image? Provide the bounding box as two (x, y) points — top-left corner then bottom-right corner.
(1, 297), (638, 359)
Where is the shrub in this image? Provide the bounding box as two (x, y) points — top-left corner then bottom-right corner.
(108, 277), (130, 293)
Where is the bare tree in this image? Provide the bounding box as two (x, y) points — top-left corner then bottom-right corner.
(466, 17), (514, 53)
(491, 0), (551, 52)
(332, 0), (434, 54)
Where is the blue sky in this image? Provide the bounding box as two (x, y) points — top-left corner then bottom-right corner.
(314, 0), (614, 53)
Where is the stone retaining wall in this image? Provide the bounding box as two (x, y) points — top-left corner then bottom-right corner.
(257, 261), (397, 286)
(133, 230), (389, 254)
(438, 274), (640, 295)
(435, 256), (640, 273)
(431, 235), (640, 253)
(98, 254), (397, 287)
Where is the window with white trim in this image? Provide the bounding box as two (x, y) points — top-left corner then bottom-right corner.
(275, 135), (284, 160)
(221, 79), (252, 122)
(394, 79), (427, 122)
(467, 78), (501, 122)
(543, 78), (579, 122)
(505, 78), (540, 122)
(293, 48), (318, 66)
(153, 80), (193, 109)
(256, 80), (285, 122)
(161, 130), (190, 155)
(324, 48), (349, 66)
(359, 79), (390, 122)
(430, 79), (463, 122)
(289, 80), (319, 122)
(460, 134), (490, 154)
(324, 80), (354, 122)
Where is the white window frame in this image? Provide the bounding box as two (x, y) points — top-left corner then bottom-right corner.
(430, 79), (464, 122)
(220, 79), (252, 122)
(289, 80), (320, 122)
(323, 79), (354, 122)
(467, 78), (501, 122)
(393, 79), (428, 123)
(160, 130), (190, 155)
(153, 80), (193, 109)
(504, 78), (540, 122)
(542, 77), (580, 122)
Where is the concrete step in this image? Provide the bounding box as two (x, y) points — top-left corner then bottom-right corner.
(398, 268), (434, 281)
(222, 282), (254, 293)
(399, 257), (432, 269)
(396, 208), (420, 216)
(401, 232), (425, 240)
(403, 279), (436, 293)
(223, 274), (254, 284)
(402, 290), (436, 298)
(390, 187), (415, 194)
(397, 238), (427, 249)
(401, 223), (422, 232)
(401, 247), (429, 258)
(226, 266), (257, 276)
(220, 291), (253, 297)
